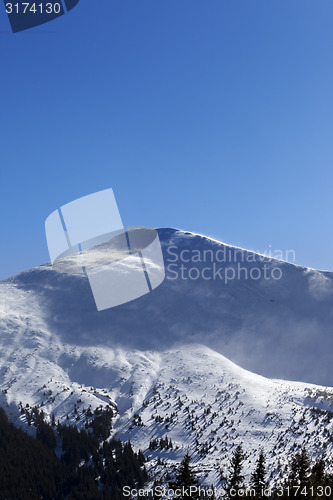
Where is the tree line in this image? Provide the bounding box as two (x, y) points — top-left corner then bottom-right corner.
(1, 403), (332, 499)
(164, 445), (333, 499)
(0, 406), (146, 499)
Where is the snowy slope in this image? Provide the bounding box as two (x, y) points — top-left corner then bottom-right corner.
(1, 335), (333, 486)
(111, 344), (333, 486)
(0, 228), (333, 484)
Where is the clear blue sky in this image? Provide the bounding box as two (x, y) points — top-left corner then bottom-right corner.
(0, 0), (333, 280)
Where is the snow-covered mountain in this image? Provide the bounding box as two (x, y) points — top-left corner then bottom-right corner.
(0, 228), (333, 485)
(2, 228), (333, 384)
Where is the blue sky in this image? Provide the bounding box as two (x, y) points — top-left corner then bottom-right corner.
(0, 0), (333, 280)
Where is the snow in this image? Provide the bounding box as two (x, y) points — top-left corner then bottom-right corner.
(0, 228), (333, 484)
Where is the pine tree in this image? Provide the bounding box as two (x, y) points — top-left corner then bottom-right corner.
(310, 454), (328, 496)
(312, 456), (325, 481)
(227, 444), (245, 499)
(286, 447), (311, 499)
(170, 452), (200, 499)
(251, 449), (266, 498)
(297, 447), (311, 487)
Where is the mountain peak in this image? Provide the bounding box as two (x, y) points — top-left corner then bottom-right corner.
(1, 228), (333, 385)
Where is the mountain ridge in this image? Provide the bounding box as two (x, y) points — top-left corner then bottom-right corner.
(1, 227), (332, 385)
(1, 229), (333, 485)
